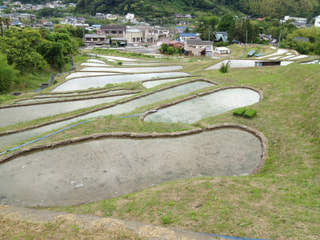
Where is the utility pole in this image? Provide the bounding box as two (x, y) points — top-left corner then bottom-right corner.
(246, 30), (248, 46)
(278, 29), (282, 47)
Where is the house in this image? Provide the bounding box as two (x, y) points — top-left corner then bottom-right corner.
(293, 37), (310, 42)
(43, 21), (54, 29)
(148, 26), (170, 43)
(101, 23), (126, 39)
(314, 16), (320, 28)
(174, 26), (187, 34)
(283, 16), (307, 25)
(179, 33), (197, 43)
(214, 32), (228, 43)
(83, 34), (109, 45)
(184, 39), (213, 56)
(214, 47), (230, 54)
(0, 6), (7, 11)
(174, 13), (185, 19)
(204, 46), (214, 57)
(125, 13), (135, 22)
(178, 20), (189, 25)
(169, 40), (184, 48)
(126, 27), (144, 43)
(95, 13), (105, 19)
(106, 14), (117, 20)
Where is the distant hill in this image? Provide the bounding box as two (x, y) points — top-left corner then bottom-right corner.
(75, 0), (319, 19)
(14, 0), (320, 20)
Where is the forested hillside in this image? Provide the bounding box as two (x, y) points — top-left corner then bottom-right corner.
(74, 0), (320, 19)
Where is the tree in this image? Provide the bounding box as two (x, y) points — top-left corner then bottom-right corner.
(196, 15), (219, 41)
(0, 17), (3, 37)
(37, 41), (65, 71)
(0, 28), (49, 74)
(218, 13), (235, 43)
(0, 53), (18, 93)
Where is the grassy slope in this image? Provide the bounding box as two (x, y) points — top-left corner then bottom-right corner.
(1, 48), (320, 239)
(52, 60), (320, 239)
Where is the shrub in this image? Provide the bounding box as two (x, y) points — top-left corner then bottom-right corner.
(233, 107), (246, 116)
(219, 61), (230, 73)
(243, 109), (257, 118)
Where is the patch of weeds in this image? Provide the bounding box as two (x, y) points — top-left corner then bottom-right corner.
(238, 219), (253, 227)
(187, 211), (199, 221)
(161, 215), (174, 225)
(99, 200), (116, 217)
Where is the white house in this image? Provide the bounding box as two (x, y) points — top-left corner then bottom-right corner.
(283, 16), (307, 24)
(215, 47), (230, 55)
(315, 16), (320, 28)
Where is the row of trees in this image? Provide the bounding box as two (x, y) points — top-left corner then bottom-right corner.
(0, 25), (82, 93)
(196, 13), (301, 45)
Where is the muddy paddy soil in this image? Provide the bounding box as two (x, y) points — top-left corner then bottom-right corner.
(0, 129), (262, 207)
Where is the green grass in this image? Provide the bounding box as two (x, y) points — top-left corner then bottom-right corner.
(2, 46), (320, 239)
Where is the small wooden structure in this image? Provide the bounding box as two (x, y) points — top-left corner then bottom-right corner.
(255, 60), (281, 67)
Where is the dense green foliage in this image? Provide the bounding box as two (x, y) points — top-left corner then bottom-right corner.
(159, 43), (182, 55)
(74, 0), (320, 20)
(0, 25), (82, 93)
(281, 26), (320, 54)
(0, 53), (19, 94)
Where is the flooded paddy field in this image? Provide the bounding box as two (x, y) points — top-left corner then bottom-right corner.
(0, 128), (263, 207)
(144, 88), (260, 124)
(0, 95), (132, 128)
(80, 66), (183, 73)
(0, 81), (215, 149)
(142, 78), (187, 88)
(14, 90), (131, 104)
(66, 72), (118, 80)
(52, 72), (191, 92)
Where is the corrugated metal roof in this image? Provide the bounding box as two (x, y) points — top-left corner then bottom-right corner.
(180, 33), (196, 37)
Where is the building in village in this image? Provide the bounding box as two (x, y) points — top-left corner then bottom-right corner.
(184, 39), (213, 56)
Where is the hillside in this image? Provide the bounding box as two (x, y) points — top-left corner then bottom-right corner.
(74, 0), (320, 19)
(0, 45), (319, 239)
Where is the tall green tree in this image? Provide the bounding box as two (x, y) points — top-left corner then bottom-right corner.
(37, 41), (65, 71)
(197, 15), (219, 41)
(0, 53), (18, 93)
(218, 13), (235, 43)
